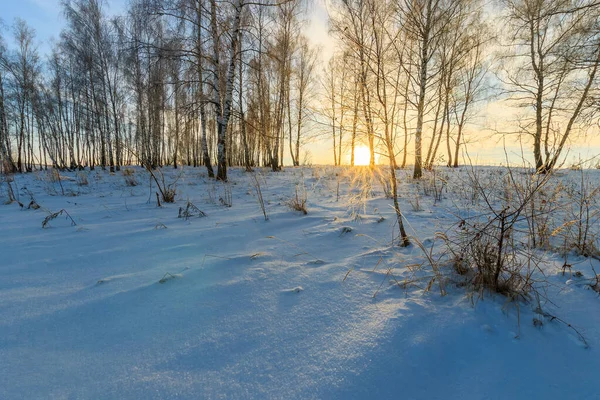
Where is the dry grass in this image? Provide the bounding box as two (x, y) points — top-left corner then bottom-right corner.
(178, 200), (207, 220)
(145, 167), (180, 204)
(560, 170), (600, 257)
(250, 173), (268, 221)
(286, 183), (307, 215)
(47, 169), (61, 183)
(219, 182), (233, 207)
(122, 168), (138, 186)
(42, 209), (77, 228)
(1, 160), (18, 205)
(76, 172), (89, 186)
(374, 168), (393, 199)
(444, 162), (552, 301)
(162, 187), (176, 203)
(422, 167), (447, 204)
(408, 191), (423, 212)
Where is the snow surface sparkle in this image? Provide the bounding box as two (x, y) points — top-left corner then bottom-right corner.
(1, 166), (599, 399)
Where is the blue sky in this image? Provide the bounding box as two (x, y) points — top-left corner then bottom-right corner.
(2, 0), (332, 60)
(2, 0), (127, 52)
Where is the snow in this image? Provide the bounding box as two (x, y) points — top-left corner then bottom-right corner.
(1, 166), (600, 399)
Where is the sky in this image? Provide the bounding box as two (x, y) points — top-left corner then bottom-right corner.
(2, 0), (127, 47)
(2, 0), (330, 52)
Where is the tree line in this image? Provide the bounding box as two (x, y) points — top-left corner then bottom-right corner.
(0, 0), (319, 180)
(0, 0), (598, 181)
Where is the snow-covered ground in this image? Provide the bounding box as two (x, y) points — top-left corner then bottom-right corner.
(1, 165), (600, 399)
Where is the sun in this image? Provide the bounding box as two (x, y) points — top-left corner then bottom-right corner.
(353, 146), (371, 166)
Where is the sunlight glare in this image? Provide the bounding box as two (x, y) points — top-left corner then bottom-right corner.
(354, 146), (371, 166)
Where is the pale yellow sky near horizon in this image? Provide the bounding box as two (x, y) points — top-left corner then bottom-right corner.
(299, 0), (600, 167)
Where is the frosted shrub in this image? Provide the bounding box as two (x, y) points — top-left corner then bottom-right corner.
(446, 165), (552, 300)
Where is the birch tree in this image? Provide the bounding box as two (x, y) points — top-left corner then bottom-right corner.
(502, 0), (600, 172)
(397, 0), (462, 178)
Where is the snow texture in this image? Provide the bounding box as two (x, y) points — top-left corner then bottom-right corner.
(1, 166), (600, 399)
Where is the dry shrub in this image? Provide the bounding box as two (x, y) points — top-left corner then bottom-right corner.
(527, 189), (558, 250)
(374, 168), (393, 199)
(219, 182), (232, 207)
(558, 170), (600, 257)
(250, 173), (268, 221)
(422, 168), (447, 203)
(346, 166), (375, 218)
(446, 164), (552, 301)
(47, 169), (61, 183)
(1, 159), (18, 204)
(123, 168), (138, 186)
(207, 181), (232, 207)
(453, 216), (536, 300)
(206, 182), (217, 204)
(286, 182), (307, 215)
(178, 201), (207, 220)
(44, 168), (66, 195)
(76, 172), (89, 186)
(162, 187), (176, 203)
(409, 191), (423, 212)
(588, 266), (600, 293)
(1, 159), (14, 181)
(42, 209), (77, 228)
(144, 167), (179, 204)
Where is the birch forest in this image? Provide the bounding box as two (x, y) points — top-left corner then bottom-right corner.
(0, 0), (599, 181)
